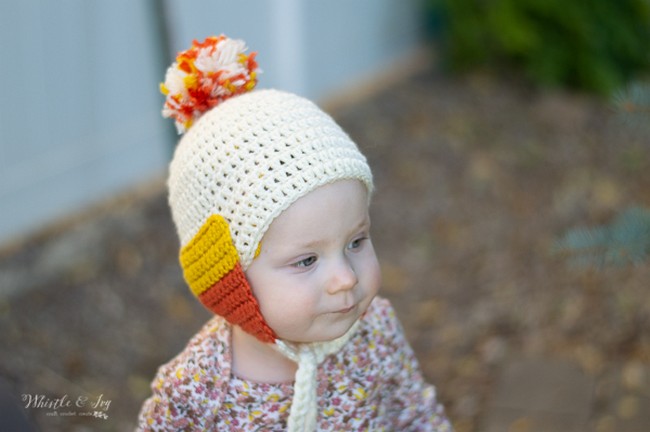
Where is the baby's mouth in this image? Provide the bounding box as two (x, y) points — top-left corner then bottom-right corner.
(333, 304), (356, 314)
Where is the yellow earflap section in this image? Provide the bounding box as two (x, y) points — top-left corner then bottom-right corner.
(180, 214), (240, 297)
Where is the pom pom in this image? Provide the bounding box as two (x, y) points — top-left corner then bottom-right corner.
(160, 35), (260, 134)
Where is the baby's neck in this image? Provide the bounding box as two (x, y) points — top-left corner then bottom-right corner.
(231, 325), (298, 383)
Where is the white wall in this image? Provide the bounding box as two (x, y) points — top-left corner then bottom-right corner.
(0, 0), (424, 245)
(164, 0), (424, 99)
(0, 1), (171, 245)
(304, 0), (423, 99)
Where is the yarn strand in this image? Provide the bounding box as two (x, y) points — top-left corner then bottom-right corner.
(275, 320), (361, 431)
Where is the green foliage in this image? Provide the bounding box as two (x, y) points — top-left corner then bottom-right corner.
(428, 0), (650, 95)
(555, 207), (650, 267)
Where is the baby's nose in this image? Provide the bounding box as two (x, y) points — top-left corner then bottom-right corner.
(327, 258), (358, 294)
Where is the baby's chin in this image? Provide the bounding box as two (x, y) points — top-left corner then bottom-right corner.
(280, 316), (363, 345)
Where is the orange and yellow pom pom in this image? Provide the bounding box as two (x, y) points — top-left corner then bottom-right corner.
(160, 35), (260, 134)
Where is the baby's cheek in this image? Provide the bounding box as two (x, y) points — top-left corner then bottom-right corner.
(266, 290), (316, 321)
(371, 261), (382, 295)
(267, 293), (320, 339)
(363, 252), (382, 296)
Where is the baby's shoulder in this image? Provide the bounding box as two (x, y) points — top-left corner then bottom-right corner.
(362, 296), (402, 336)
(154, 315), (231, 385)
(355, 296), (409, 356)
(139, 317), (230, 428)
(336, 296), (410, 377)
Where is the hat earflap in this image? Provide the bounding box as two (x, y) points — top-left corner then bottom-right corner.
(179, 214), (277, 343)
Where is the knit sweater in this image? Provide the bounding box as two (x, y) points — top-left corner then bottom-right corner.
(137, 297), (452, 431)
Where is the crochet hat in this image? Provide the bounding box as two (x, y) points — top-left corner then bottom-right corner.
(162, 36), (373, 430)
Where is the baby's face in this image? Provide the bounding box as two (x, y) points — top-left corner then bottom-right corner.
(245, 179), (381, 343)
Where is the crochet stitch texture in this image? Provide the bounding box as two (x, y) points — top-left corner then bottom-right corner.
(169, 89), (373, 269)
(180, 214), (276, 342)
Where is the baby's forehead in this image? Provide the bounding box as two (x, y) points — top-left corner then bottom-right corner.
(278, 179), (369, 216)
(261, 179), (371, 243)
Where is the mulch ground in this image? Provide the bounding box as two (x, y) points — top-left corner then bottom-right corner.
(1, 68), (649, 431)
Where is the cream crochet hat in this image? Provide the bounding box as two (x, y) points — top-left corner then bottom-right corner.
(163, 36), (373, 430)
(169, 88), (373, 269)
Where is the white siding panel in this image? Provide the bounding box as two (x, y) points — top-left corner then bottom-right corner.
(0, 1), (171, 244)
(165, 0), (422, 100)
(304, 0), (424, 99)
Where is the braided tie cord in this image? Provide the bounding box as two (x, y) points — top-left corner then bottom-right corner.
(275, 320), (361, 432)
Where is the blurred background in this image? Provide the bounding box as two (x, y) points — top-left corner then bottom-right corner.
(1, 0), (649, 431)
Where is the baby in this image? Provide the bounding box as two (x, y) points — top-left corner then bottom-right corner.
(137, 35), (452, 431)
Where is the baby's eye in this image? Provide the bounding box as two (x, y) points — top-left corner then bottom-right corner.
(347, 237), (367, 250)
(294, 256), (317, 268)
